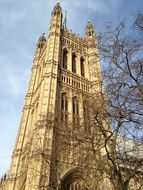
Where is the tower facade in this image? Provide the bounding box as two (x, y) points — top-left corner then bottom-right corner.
(2, 3), (103, 190)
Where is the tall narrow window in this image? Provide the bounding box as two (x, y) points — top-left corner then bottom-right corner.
(63, 50), (68, 69)
(80, 58), (85, 77)
(72, 97), (79, 128)
(72, 54), (76, 73)
(61, 93), (68, 125)
(83, 100), (90, 133)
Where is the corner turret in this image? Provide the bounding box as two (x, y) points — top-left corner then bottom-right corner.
(36, 33), (46, 49)
(85, 20), (96, 47)
(51, 2), (62, 16)
(48, 2), (63, 39)
(86, 20), (95, 38)
(34, 33), (46, 59)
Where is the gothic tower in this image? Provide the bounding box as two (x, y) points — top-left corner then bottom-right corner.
(2, 3), (103, 190)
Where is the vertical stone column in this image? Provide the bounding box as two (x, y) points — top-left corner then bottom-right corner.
(6, 3), (63, 190)
(6, 41), (45, 189)
(85, 21), (102, 95)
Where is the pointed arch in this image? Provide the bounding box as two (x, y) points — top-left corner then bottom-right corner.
(61, 168), (86, 190)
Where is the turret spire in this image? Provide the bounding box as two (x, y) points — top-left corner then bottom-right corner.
(63, 11), (67, 29)
(85, 20), (95, 38)
(36, 33), (46, 49)
(52, 2), (62, 16)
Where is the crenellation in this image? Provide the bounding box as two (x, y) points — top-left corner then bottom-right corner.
(63, 28), (87, 47)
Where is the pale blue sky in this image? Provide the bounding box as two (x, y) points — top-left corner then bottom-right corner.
(0, 0), (143, 176)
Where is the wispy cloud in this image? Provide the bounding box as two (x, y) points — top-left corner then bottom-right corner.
(63, 0), (115, 13)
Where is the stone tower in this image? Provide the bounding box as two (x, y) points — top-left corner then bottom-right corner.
(2, 3), (103, 190)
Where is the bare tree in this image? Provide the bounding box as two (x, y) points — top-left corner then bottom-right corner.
(15, 22), (143, 190)
(61, 21), (143, 190)
(135, 14), (143, 31)
(89, 21), (143, 190)
(2, 17), (143, 190)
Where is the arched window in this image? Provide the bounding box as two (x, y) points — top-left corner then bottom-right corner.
(61, 169), (87, 190)
(72, 97), (79, 128)
(80, 58), (85, 77)
(63, 49), (68, 69)
(61, 93), (68, 125)
(72, 54), (76, 73)
(83, 100), (90, 133)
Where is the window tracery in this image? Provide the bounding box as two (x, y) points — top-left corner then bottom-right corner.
(72, 97), (79, 128)
(83, 100), (90, 133)
(61, 169), (87, 190)
(61, 93), (68, 125)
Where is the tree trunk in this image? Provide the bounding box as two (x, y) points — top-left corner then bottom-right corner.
(113, 179), (129, 190)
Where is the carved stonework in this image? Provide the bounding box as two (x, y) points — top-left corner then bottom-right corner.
(2, 2), (104, 190)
